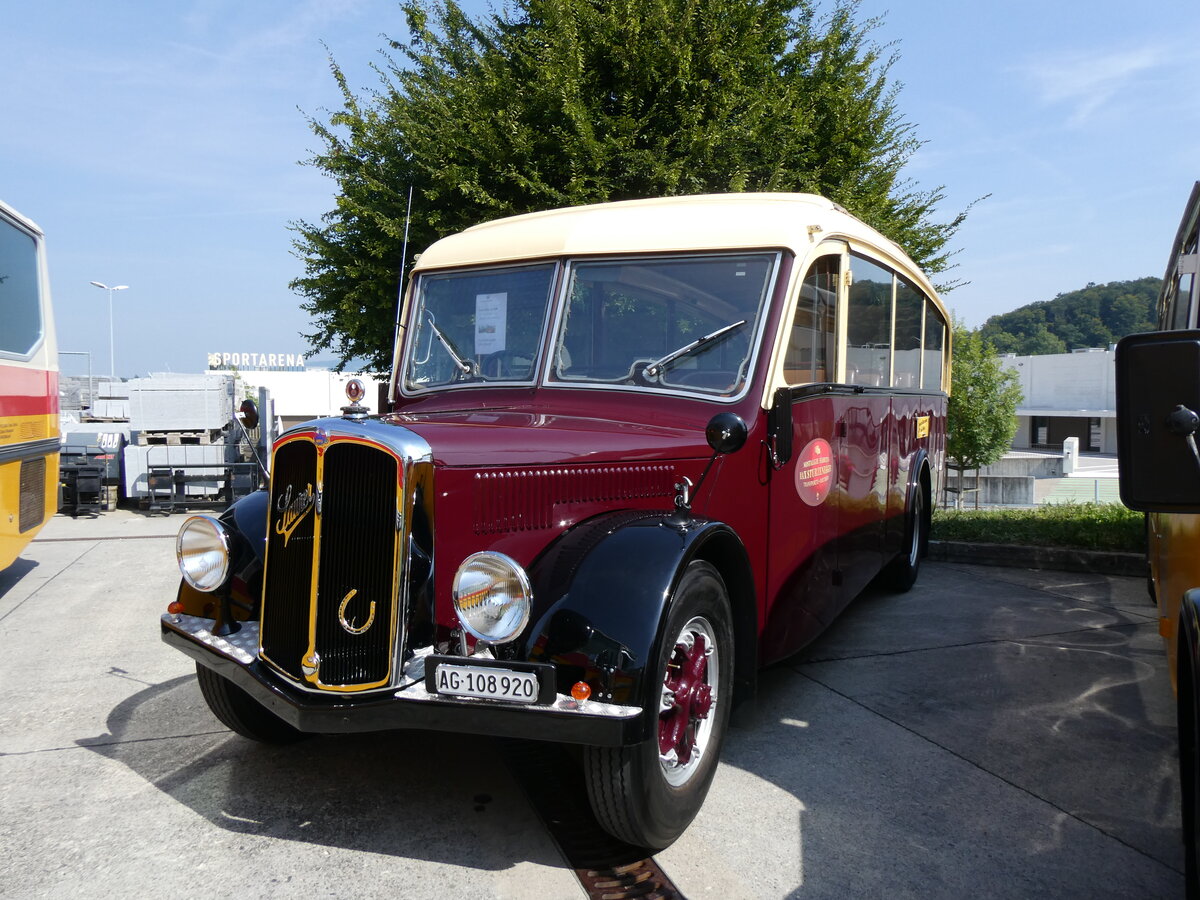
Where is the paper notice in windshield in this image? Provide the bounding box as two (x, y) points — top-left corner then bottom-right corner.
(475, 293), (508, 355)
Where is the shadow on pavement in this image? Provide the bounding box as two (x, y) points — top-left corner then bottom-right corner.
(0, 558), (37, 601)
(77, 673), (565, 872)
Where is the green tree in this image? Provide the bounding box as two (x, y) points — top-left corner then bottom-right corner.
(947, 325), (1023, 470)
(291, 0), (974, 371)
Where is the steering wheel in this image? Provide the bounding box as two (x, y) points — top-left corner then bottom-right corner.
(480, 350), (528, 379)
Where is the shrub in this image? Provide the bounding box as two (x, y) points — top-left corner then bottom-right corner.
(931, 503), (1144, 553)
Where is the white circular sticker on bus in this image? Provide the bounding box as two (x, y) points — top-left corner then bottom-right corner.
(795, 438), (834, 506)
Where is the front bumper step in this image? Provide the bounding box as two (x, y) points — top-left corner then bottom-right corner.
(161, 613), (644, 746)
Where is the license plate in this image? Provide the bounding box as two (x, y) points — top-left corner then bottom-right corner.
(433, 663), (540, 703)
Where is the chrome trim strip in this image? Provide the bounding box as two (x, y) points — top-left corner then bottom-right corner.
(281, 417), (433, 465)
(0, 437), (60, 466)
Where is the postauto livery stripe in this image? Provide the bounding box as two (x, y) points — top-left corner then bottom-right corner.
(0, 365), (58, 418)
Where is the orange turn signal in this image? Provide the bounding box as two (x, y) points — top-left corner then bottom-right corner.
(570, 681), (592, 703)
(167, 601), (185, 615)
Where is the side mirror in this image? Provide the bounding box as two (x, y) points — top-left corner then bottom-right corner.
(705, 412), (748, 455)
(1116, 330), (1200, 511)
(239, 399), (260, 430)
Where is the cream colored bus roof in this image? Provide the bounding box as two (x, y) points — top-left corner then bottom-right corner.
(412, 191), (940, 301)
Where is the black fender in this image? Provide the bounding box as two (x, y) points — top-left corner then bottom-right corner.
(221, 488), (270, 563)
(175, 489), (269, 624)
(519, 510), (757, 742)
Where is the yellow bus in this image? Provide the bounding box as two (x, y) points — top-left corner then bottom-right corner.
(0, 200), (59, 570)
(1116, 180), (1200, 891)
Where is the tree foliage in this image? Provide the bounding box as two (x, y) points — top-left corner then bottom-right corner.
(978, 277), (1160, 356)
(947, 325), (1023, 470)
(291, 0), (972, 371)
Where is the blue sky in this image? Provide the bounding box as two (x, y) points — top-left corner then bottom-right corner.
(3, 0), (1198, 378)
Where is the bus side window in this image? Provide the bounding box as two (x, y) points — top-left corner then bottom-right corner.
(0, 217), (43, 357)
(893, 278), (923, 388)
(784, 255), (838, 385)
(847, 254), (893, 387)
(1171, 273), (1195, 330)
(923, 301), (946, 391)
(1167, 232), (1198, 330)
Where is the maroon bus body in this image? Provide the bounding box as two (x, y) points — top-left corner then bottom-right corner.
(389, 374), (944, 668)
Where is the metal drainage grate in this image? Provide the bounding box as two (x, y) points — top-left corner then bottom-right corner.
(500, 739), (685, 900)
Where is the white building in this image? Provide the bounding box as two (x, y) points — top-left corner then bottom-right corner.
(999, 348), (1117, 454)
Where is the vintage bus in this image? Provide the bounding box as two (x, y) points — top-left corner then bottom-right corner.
(163, 193), (949, 848)
(1116, 180), (1200, 890)
(0, 201), (58, 571)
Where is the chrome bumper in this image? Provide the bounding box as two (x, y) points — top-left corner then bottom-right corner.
(161, 613), (644, 746)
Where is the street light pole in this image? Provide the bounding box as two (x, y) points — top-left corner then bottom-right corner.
(89, 281), (129, 378)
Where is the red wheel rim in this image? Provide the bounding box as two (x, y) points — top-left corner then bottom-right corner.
(658, 616), (718, 785)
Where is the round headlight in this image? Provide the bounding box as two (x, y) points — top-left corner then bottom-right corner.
(452, 552), (532, 644)
(176, 515), (232, 593)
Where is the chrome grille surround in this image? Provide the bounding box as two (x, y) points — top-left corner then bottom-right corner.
(258, 419), (431, 693)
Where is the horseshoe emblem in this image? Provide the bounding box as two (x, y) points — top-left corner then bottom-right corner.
(337, 589), (376, 635)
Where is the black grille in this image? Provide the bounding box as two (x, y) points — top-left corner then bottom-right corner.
(313, 443), (400, 686)
(261, 440), (317, 680)
(260, 436), (403, 689)
(18, 456), (45, 533)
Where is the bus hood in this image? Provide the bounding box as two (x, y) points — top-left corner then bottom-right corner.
(381, 408), (711, 468)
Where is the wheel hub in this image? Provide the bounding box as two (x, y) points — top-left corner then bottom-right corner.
(659, 631), (713, 769)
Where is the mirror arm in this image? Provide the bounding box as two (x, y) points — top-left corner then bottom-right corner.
(1168, 404), (1200, 473)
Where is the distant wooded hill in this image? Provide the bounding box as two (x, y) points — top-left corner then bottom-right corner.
(976, 277), (1161, 355)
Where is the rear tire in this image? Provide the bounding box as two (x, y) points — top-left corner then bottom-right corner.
(583, 561), (733, 850)
(1179, 613), (1200, 899)
(883, 482), (927, 592)
(195, 663), (305, 744)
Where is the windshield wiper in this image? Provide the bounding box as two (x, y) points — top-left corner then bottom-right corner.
(643, 320), (747, 378)
(425, 311), (473, 375)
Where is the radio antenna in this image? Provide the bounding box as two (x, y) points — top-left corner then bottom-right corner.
(393, 184), (414, 335)
(387, 185), (415, 408)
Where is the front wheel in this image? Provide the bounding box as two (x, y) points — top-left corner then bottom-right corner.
(195, 663), (305, 744)
(583, 560), (733, 849)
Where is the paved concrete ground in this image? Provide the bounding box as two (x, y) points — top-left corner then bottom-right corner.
(0, 511), (1184, 898)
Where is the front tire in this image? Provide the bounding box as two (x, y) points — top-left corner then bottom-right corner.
(583, 560), (733, 849)
(195, 663), (305, 744)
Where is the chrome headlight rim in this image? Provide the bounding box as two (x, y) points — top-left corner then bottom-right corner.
(176, 514), (232, 593)
(452, 551), (533, 644)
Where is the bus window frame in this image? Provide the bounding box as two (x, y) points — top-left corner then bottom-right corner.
(768, 239), (949, 398)
(0, 206), (51, 364)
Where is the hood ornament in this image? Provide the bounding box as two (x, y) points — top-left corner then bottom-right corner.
(342, 378), (369, 420)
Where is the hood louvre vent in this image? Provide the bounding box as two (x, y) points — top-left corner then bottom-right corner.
(474, 465), (675, 534)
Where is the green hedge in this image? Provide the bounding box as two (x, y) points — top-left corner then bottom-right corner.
(931, 503), (1144, 553)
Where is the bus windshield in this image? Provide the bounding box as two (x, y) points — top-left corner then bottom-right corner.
(402, 252), (777, 399)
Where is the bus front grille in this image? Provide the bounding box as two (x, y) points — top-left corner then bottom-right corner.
(18, 456), (46, 533)
(260, 434), (404, 690)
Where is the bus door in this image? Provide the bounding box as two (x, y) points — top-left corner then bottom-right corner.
(834, 250), (899, 593)
(763, 246), (852, 660)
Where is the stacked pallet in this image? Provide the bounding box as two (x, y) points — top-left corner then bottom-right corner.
(121, 374), (240, 501)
